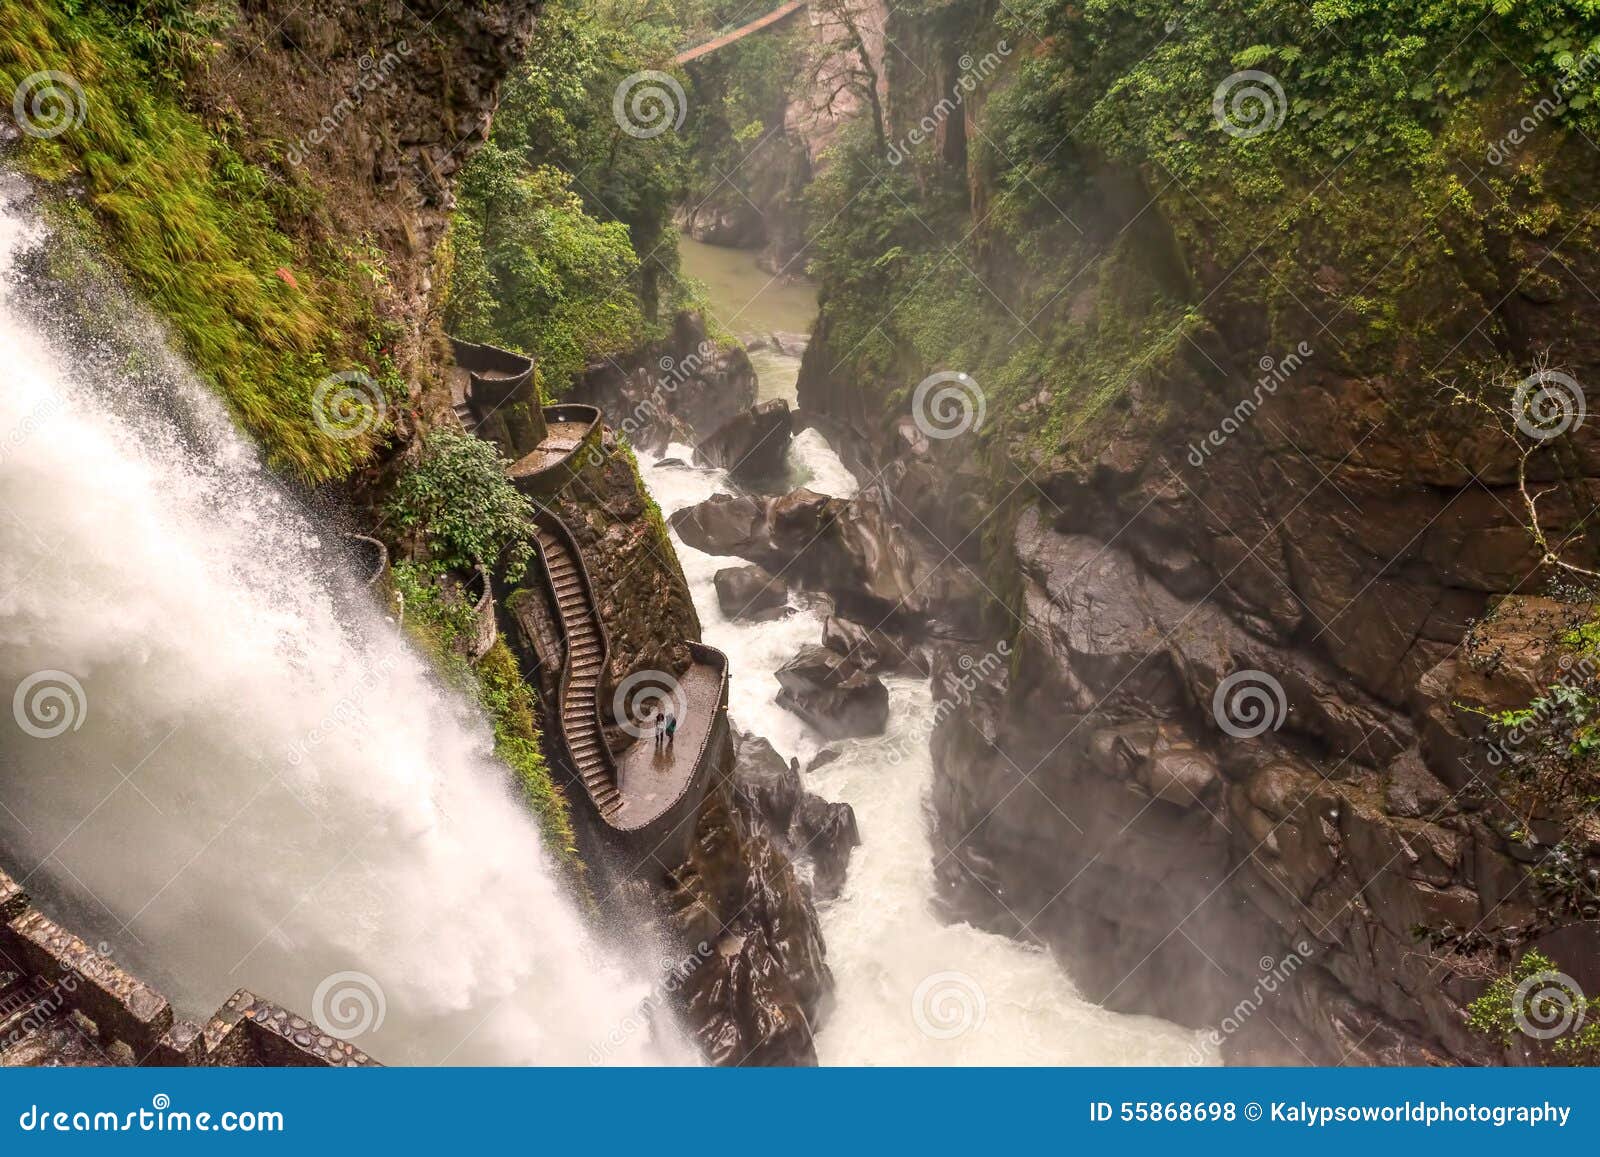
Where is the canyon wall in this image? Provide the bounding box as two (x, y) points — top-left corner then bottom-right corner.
(797, 2), (1600, 1063)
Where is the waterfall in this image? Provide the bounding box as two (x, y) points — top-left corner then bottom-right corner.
(0, 183), (687, 1065)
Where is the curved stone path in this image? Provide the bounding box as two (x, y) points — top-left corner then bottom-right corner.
(533, 515), (726, 831)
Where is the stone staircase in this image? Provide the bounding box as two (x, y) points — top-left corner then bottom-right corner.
(534, 522), (622, 817)
(0, 969), (59, 1045)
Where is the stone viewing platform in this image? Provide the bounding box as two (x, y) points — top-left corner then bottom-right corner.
(523, 507), (728, 861)
(451, 337), (732, 858)
(0, 864), (379, 1067)
(448, 337), (546, 457)
(508, 403), (603, 497)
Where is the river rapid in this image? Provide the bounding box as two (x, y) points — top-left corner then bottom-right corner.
(651, 241), (1205, 1064)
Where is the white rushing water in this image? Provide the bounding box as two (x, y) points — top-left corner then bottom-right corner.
(0, 187), (687, 1065)
(637, 335), (1205, 1066)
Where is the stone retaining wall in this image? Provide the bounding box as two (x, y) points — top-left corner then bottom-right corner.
(0, 864), (379, 1067)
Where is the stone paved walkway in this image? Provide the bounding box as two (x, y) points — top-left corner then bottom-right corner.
(611, 659), (724, 830)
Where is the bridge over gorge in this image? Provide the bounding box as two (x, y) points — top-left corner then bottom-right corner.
(674, 0), (808, 65)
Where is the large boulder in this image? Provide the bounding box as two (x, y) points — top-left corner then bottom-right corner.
(572, 311), (756, 447)
(776, 645), (889, 739)
(733, 729), (860, 902)
(822, 614), (930, 675)
(790, 794), (861, 901)
(732, 730), (802, 831)
(714, 565), (789, 621)
(670, 486), (984, 634)
(695, 399), (794, 483)
(670, 493), (769, 557)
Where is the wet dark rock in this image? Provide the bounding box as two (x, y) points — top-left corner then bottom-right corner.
(572, 311), (756, 447)
(714, 565), (789, 621)
(807, 748), (842, 773)
(822, 614), (929, 675)
(670, 487), (983, 634)
(667, 781), (829, 1067)
(732, 729), (802, 832)
(776, 645), (889, 739)
(670, 493), (769, 558)
(790, 794), (860, 901)
(695, 399), (793, 483)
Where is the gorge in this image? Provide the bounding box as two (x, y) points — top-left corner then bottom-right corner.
(2, 0), (1600, 1071)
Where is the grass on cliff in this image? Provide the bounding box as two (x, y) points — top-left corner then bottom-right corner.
(391, 563), (581, 874)
(0, 0), (396, 481)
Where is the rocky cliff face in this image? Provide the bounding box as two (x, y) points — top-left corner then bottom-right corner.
(797, 4), (1600, 1063)
(680, 0), (889, 275)
(194, 0), (544, 425)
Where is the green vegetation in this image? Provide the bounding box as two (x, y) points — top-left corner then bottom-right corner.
(385, 428), (537, 573)
(805, 0), (1600, 464)
(0, 0), (401, 481)
(391, 563), (579, 872)
(445, 0), (715, 392)
(1467, 949), (1600, 1064)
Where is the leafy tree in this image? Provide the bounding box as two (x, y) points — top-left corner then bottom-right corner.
(448, 154), (646, 390)
(1467, 949), (1600, 1065)
(385, 428), (536, 573)
(445, 0), (708, 389)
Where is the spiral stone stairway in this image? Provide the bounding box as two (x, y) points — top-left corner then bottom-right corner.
(535, 523), (622, 817)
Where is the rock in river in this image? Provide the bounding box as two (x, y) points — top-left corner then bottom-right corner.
(776, 645), (890, 739)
